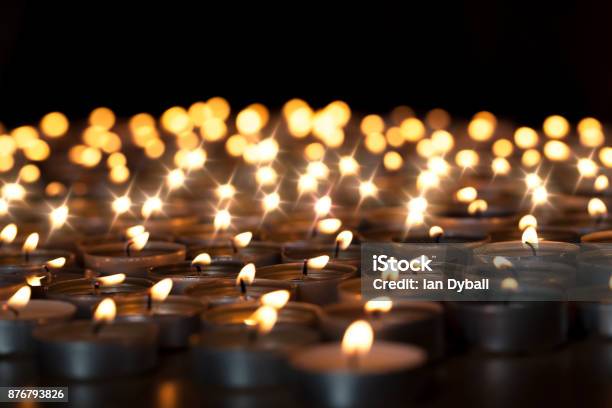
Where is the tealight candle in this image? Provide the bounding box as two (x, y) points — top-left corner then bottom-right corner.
(46, 274), (153, 317)
(116, 279), (203, 348)
(255, 258), (357, 305)
(0, 286), (76, 355)
(290, 320), (427, 408)
(320, 298), (445, 359)
(191, 304), (320, 388)
(34, 298), (158, 380)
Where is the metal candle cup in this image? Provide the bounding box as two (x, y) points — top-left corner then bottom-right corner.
(83, 241), (186, 276)
(182, 239), (281, 267)
(0, 299), (76, 355)
(185, 278), (295, 308)
(33, 320), (158, 380)
(148, 259), (245, 294)
(255, 262), (357, 305)
(116, 295), (203, 348)
(46, 277), (153, 318)
(0, 249), (75, 268)
(474, 241), (579, 265)
(321, 301), (445, 359)
(576, 249), (612, 286)
(281, 242), (361, 271)
(289, 341), (427, 408)
(191, 324), (320, 388)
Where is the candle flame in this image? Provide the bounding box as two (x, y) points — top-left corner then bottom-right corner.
(532, 186), (548, 205)
(307, 255), (329, 270)
(501, 277), (519, 291)
(429, 225), (444, 238)
(335, 230), (354, 250)
(595, 175), (609, 192)
(244, 305), (277, 334)
(93, 298), (116, 324)
(192, 252), (212, 266)
(22, 233), (39, 253)
(364, 297), (393, 314)
(97, 273), (126, 286)
(126, 225), (145, 239)
(112, 195), (132, 215)
(518, 215), (538, 231)
(2, 183), (26, 201)
(456, 187), (477, 203)
(166, 168), (186, 190)
(317, 218), (342, 234)
(46, 257), (66, 269)
(359, 181), (378, 198)
(493, 256), (513, 270)
(141, 197), (163, 218)
(151, 278), (173, 302)
(525, 173), (542, 190)
(491, 157), (511, 175)
(468, 199), (488, 215)
(214, 209), (231, 230)
(260, 289), (290, 309)
(262, 192), (280, 212)
(0, 223), (17, 243)
(577, 158), (598, 178)
(298, 173), (318, 194)
(342, 320), (374, 357)
(130, 232), (150, 251)
(314, 196), (332, 217)
(233, 231), (253, 249)
(50, 205), (69, 229)
(588, 198), (607, 218)
(416, 170), (440, 191)
(7, 286), (31, 309)
(339, 156), (359, 176)
(521, 226), (539, 249)
(236, 263), (256, 286)
(407, 197), (428, 213)
(26, 275), (45, 287)
(405, 211), (425, 227)
(216, 183), (236, 200)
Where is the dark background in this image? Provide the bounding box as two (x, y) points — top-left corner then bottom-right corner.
(0, 1), (609, 127)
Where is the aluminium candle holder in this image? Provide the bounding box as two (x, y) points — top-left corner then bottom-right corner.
(148, 259), (245, 294)
(185, 278), (295, 308)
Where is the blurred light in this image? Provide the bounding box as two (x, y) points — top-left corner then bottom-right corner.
(543, 115), (569, 139)
(492, 139), (513, 158)
(40, 112), (69, 138)
(514, 127), (539, 149)
(521, 149), (541, 167)
(383, 151), (403, 171)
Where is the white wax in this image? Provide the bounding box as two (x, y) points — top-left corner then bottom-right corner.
(0, 300), (76, 321)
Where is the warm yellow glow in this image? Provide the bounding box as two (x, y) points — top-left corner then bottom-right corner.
(315, 196), (332, 217)
(336, 230), (354, 250)
(298, 173), (318, 194)
(40, 112), (69, 138)
(46, 257), (66, 269)
(492, 157), (511, 175)
(12, 126), (39, 149)
(214, 209), (232, 230)
(151, 278), (173, 303)
(317, 218), (342, 234)
(364, 297), (393, 314)
(514, 127), (539, 149)
(201, 117), (227, 142)
(426, 108), (450, 130)
(408, 197), (428, 213)
(0, 198), (7, 216)
(543, 140), (570, 161)
(244, 305), (277, 334)
(89, 108), (116, 130)
(93, 298), (117, 324)
(126, 225), (145, 239)
(493, 256), (513, 270)
(342, 320), (374, 357)
(588, 198), (607, 218)
(226, 134), (248, 157)
(19, 164), (40, 183)
(519, 215), (537, 231)
(522, 149), (541, 168)
(207, 97), (231, 120)
(141, 197), (163, 218)
(260, 290), (290, 310)
(307, 161), (330, 180)
(360, 114), (385, 135)
(26, 275), (44, 287)
(386, 127), (404, 147)
(192, 253), (212, 266)
(468, 199), (488, 215)
(339, 156), (359, 176)
(427, 156), (450, 176)
(431, 130), (455, 154)
(161, 107), (192, 135)
(0, 135), (16, 156)
(521, 226), (539, 249)
(580, 127), (604, 148)
(255, 166), (278, 186)
(455, 149), (479, 168)
(525, 173), (542, 190)
(578, 158), (598, 178)
(7, 286), (31, 309)
(416, 170), (440, 191)
(236, 263), (256, 286)
(599, 147), (612, 168)
(456, 187), (477, 203)
(543, 115), (569, 139)
(0, 154), (14, 173)
(50, 205), (69, 229)
(492, 139), (514, 158)
(80, 147), (102, 167)
(262, 192), (280, 212)
(129, 232), (150, 251)
(166, 169), (186, 190)
(97, 273), (126, 286)
(109, 166), (130, 184)
(383, 151), (403, 171)
(112, 196), (132, 215)
(22, 233), (39, 253)
(532, 186), (548, 205)
(233, 231), (253, 249)
(359, 181), (378, 198)
(0, 223), (17, 244)
(304, 142), (325, 161)
(307, 255), (330, 270)
(405, 211), (425, 227)
(429, 225), (444, 238)
(216, 183), (236, 200)
(236, 108), (264, 135)
(595, 175), (609, 191)
(468, 117), (495, 141)
(400, 117), (425, 142)
(364, 132), (387, 154)
(501, 277), (519, 291)
(578, 117), (602, 133)
(416, 139), (434, 158)
(287, 106), (313, 138)
(2, 183), (26, 201)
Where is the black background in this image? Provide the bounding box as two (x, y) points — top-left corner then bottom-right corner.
(0, 1), (609, 127)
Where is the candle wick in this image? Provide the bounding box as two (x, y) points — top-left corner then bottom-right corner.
(147, 293), (152, 311)
(334, 241), (340, 258)
(125, 241), (133, 257)
(525, 242), (537, 257)
(194, 264), (202, 274)
(301, 260), (308, 277)
(434, 233), (442, 244)
(93, 280), (100, 295)
(239, 278), (247, 296)
(24, 250), (30, 263)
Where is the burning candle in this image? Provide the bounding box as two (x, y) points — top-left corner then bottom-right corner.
(290, 320), (427, 407)
(34, 298), (158, 380)
(0, 285), (76, 355)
